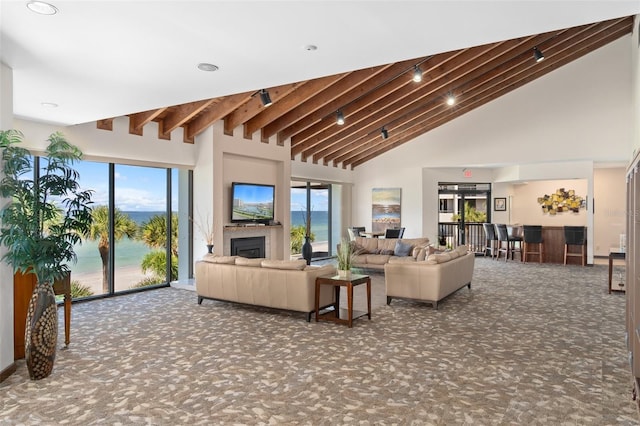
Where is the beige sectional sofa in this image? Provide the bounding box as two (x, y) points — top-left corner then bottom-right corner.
(384, 245), (475, 309)
(348, 236), (431, 271)
(195, 255), (337, 321)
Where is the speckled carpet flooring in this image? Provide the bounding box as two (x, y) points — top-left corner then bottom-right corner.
(1, 257), (638, 425)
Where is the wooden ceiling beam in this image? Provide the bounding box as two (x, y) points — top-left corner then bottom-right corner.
(159, 98), (216, 140)
(308, 37), (540, 163)
(284, 60), (420, 149)
(96, 118), (113, 131)
(290, 55), (454, 157)
(242, 74), (347, 143)
(329, 19), (628, 166)
(261, 71), (362, 142)
(184, 91), (253, 142)
(346, 20), (631, 167)
(318, 20), (618, 165)
(275, 63), (399, 143)
(128, 108), (166, 136)
(222, 82), (301, 138)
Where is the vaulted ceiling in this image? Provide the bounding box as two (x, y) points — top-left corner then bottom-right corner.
(96, 15), (634, 169)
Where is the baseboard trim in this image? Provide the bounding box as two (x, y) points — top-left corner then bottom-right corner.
(0, 362), (17, 383)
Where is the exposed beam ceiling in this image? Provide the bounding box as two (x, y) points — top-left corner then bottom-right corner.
(97, 16), (634, 169)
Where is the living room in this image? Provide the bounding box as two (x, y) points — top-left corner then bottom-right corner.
(2, 1), (640, 423)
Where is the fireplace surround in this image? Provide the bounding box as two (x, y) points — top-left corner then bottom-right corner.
(231, 236), (265, 258)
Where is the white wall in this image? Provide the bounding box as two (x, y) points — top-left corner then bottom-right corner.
(0, 63), (14, 378)
(509, 179), (588, 226)
(594, 167), (627, 255)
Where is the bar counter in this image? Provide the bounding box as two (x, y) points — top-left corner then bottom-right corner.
(520, 225), (586, 265)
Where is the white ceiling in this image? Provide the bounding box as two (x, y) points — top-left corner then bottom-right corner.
(1, 1), (639, 127)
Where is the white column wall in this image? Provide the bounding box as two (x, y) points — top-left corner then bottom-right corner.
(0, 63), (14, 377)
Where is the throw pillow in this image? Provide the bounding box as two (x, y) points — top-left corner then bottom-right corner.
(380, 249), (395, 255)
(394, 240), (413, 257)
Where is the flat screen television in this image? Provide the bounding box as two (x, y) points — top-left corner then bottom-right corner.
(231, 182), (275, 224)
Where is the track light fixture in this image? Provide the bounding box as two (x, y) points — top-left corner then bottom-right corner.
(259, 89), (272, 107)
(336, 110), (345, 125)
(533, 47), (545, 63)
(446, 94), (455, 106)
(381, 127), (389, 139)
(412, 65), (422, 83)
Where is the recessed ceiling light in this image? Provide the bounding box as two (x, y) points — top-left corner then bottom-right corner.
(197, 63), (219, 72)
(41, 102), (58, 108)
(26, 1), (58, 15)
(304, 45), (318, 51)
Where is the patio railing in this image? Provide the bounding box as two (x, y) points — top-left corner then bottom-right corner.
(438, 222), (486, 254)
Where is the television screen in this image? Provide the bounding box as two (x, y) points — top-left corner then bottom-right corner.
(231, 182), (275, 223)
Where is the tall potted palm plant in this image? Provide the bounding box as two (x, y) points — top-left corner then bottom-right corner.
(0, 130), (93, 380)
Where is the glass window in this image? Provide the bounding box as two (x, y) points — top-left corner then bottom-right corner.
(114, 164), (167, 292)
(69, 160), (110, 298)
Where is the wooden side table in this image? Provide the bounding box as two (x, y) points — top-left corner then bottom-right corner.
(609, 251), (626, 294)
(315, 273), (371, 328)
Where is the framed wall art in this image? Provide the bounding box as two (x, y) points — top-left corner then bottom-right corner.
(372, 188), (401, 233)
(494, 197), (507, 212)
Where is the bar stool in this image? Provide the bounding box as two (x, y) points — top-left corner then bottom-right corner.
(482, 223), (498, 259)
(564, 226), (586, 266)
(522, 225), (543, 263)
(495, 224), (522, 261)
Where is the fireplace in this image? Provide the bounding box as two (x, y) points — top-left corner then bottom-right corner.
(231, 236), (266, 258)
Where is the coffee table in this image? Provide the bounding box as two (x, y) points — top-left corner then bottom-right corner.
(315, 273), (371, 328)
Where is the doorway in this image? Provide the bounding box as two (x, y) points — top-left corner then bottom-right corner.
(438, 183), (491, 252)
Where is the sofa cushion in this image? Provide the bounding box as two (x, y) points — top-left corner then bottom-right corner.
(202, 254), (238, 264)
(413, 247), (427, 261)
(365, 254), (392, 265)
(388, 256), (417, 264)
(357, 237), (380, 254)
(427, 252), (453, 264)
(235, 257), (265, 267)
(394, 240), (413, 256)
(378, 238), (397, 252)
(261, 259), (307, 270)
(349, 241), (369, 255)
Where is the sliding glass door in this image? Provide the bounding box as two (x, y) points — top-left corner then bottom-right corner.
(290, 181), (331, 259)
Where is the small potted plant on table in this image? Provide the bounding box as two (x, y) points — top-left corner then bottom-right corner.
(336, 239), (354, 278)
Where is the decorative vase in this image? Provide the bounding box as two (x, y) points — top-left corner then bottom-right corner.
(206, 244), (214, 254)
(338, 269), (351, 279)
(25, 280), (58, 380)
(302, 235), (313, 265)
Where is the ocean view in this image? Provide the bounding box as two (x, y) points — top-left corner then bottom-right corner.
(69, 211), (164, 274)
(290, 210), (329, 242)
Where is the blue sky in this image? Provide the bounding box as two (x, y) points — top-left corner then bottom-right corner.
(290, 187), (328, 212)
(74, 161), (177, 211)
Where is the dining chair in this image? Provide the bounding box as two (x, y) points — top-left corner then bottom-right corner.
(351, 226), (365, 237)
(563, 226), (586, 266)
(522, 225), (543, 263)
(384, 227), (403, 238)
